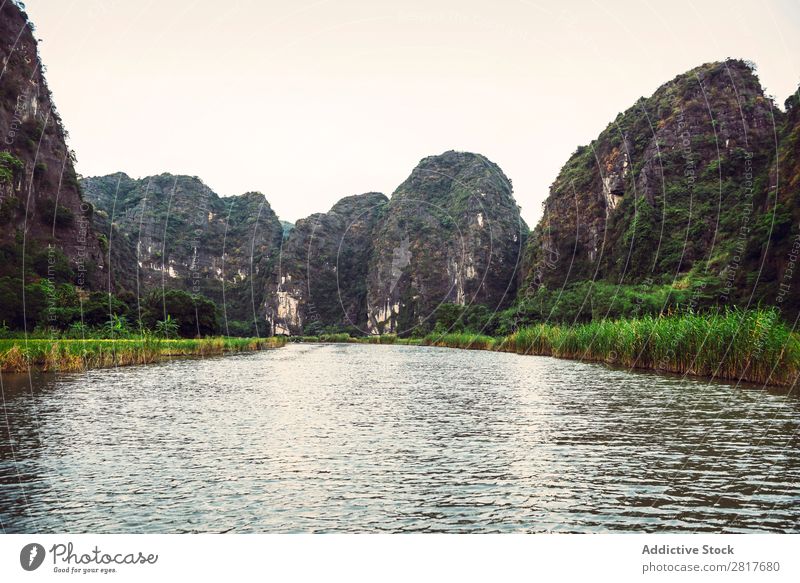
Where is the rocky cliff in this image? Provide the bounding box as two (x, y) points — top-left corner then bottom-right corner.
(0, 1), (104, 286)
(81, 173), (283, 328)
(520, 60), (784, 311)
(366, 151), (527, 334)
(265, 192), (387, 335)
(7, 6), (797, 338)
(742, 84), (800, 317)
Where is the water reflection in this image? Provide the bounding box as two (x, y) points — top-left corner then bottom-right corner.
(1, 344), (798, 533)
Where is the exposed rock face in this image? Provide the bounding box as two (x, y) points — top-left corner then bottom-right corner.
(81, 173), (283, 325)
(742, 85), (800, 317)
(366, 151), (527, 334)
(521, 60), (780, 295)
(265, 192), (388, 335)
(10, 7), (794, 335)
(0, 2), (103, 285)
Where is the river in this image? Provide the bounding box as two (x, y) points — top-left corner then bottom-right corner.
(1, 343), (798, 533)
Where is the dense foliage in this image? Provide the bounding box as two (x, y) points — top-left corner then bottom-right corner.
(0, 336), (286, 372)
(0, 272), (225, 339)
(81, 173), (284, 333)
(287, 308), (799, 387)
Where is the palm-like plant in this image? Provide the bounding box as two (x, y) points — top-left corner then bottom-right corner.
(103, 314), (130, 339)
(155, 315), (179, 339)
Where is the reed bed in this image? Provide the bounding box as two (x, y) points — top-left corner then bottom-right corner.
(293, 334), (423, 345)
(347, 310), (797, 387)
(361, 335), (422, 345)
(363, 334), (398, 344)
(290, 334), (354, 343)
(0, 336), (287, 373)
(166, 308), (797, 388)
(497, 309), (799, 387)
(319, 333), (356, 343)
(422, 332), (497, 351)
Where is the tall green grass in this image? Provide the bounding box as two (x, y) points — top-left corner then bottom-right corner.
(361, 334), (422, 345)
(292, 333), (424, 345)
(319, 333), (355, 343)
(498, 308), (798, 387)
(290, 333), (354, 343)
(240, 309), (800, 388)
(0, 336), (287, 372)
(422, 332), (497, 350)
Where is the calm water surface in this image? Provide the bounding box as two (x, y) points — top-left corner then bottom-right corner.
(1, 343), (798, 533)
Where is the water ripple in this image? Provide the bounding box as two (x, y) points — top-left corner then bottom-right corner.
(1, 344), (798, 533)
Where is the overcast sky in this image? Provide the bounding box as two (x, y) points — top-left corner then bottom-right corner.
(22, 0), (800, 225)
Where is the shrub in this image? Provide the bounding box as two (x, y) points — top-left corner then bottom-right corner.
(155, 315), (179, 339)
(141, 289), (218, 337)
(0, 196), (20, 223)
(36, 198), (75, 228)
(0, 152), (23, 185)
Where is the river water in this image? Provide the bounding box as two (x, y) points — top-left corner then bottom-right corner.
(1, 343), (798, 533)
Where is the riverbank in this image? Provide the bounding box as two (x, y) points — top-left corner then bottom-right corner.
(0, 336), (287, 372)
(294, 310), (800, 388)
(5, 338), (799, 534)
(6, 310), (795, 387)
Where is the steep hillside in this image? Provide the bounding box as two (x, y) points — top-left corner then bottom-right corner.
(265, 192), (388, 335)
(741, 85), (800, 317)
(366, 151), (527, 335)
(519, 59), (791, 321)
(0, 1), (104, 287)
(6, 6), (796, 340)
(82, 173), (283, 329)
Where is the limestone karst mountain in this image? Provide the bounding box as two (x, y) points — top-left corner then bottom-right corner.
(365, 151), (528, 335)
(264, 192), (388, 335)
(263, 151), (528, 336)
(0, 1), (104, 287)
(4, 0), (798, 336)
(81, 173), (283, 330)
(519, 59), (800, 321)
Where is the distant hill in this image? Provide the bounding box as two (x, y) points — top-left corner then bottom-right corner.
(280, 220), (294, 238)
(3, 0), (798, 337)
(265, 192), (388, 335)
(366, 151), (528, 334)
(81, 173), (283, 331)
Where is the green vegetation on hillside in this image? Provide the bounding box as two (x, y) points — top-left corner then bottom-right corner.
(81, 173), (284, 334)
(0, 266), (248, 339)
(0, 151), (23, 185)
(522, 60), (798, 327)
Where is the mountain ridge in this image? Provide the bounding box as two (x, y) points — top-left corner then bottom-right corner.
(3, 0), (797, 337)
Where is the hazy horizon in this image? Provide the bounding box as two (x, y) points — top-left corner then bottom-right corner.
(22, 0), (800, 224)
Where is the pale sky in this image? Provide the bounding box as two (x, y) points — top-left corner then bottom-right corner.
(22, 0), (800, 225)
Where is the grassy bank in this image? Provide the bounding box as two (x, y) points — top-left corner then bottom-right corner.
(494, 309), (799, 387)
(0, 336), (287, 372)
(293, 309), (799, 387)
(291, 333), (422, 345)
